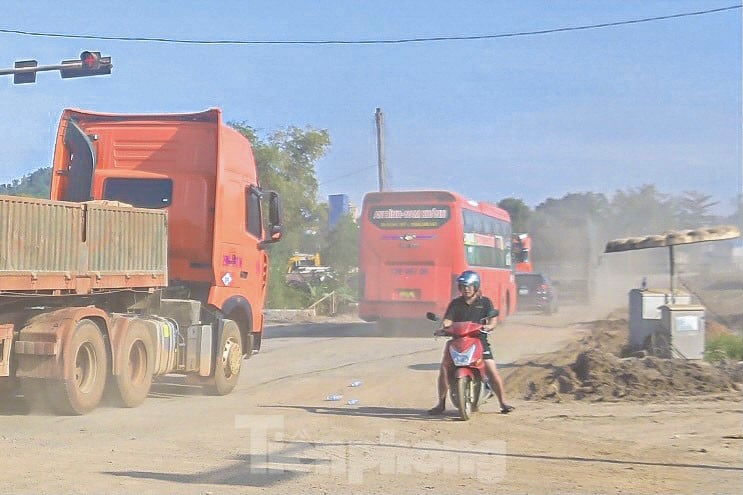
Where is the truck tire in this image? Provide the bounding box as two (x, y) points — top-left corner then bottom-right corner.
(47, 320), (107, 415)
(108, 323), (154, 407)
(207, 320), (242, 396)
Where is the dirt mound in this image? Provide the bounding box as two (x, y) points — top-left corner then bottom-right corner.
(505, 319), (742, 402)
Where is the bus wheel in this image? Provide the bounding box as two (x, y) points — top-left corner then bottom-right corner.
(47, 320), (108, 415)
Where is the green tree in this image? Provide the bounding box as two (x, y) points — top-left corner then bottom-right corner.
(529, 192), (611, 267)
(321, 213), (359, 285)
(497, 197), (531, 232)
(319, 213), (360, 311)
(675, 190), (719, 229)
(0, 167), (51, 198)
(230, 123), (330, 235)
(536, 192), (611, 222)
(264, 229), (313, 309)
(229, 122), (332, 308)
(608, 184), (675, 237)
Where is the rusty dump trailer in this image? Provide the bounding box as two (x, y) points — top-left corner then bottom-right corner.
(0, 195), (183, 414)
(0, 195), (168, 294)
(0, 108), (283, 415)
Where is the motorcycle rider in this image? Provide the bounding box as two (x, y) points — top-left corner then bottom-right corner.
(428, 270), (515, 415)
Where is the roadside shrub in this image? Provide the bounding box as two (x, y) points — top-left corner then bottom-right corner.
(705, 333), (743, 362)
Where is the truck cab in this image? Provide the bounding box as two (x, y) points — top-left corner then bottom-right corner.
(50, 108), (281, 351)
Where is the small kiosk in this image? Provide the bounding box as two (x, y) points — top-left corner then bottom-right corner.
(605, 225), (740, 360)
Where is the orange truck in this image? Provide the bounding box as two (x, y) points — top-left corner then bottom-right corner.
(0, 108), (282, 414)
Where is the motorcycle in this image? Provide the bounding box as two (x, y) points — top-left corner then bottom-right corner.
(426, 310), (498, 421)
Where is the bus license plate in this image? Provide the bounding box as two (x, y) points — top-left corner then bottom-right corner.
(397, 289), (420, 300)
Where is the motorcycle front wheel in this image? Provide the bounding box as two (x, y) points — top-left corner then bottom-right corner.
(455, 376), (474, 421)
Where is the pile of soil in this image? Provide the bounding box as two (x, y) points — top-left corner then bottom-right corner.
(506, 319), (743, 402)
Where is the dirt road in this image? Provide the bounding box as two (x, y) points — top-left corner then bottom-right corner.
(1, 310), (741, 494)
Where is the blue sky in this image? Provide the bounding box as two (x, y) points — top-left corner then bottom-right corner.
(1, 1), (741, 214)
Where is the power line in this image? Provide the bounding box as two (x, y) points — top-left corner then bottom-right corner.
(0, 5), (739, 46)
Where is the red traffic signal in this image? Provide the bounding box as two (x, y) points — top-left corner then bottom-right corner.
(80, 51), (101, 70)
(60, 51), (112, 79)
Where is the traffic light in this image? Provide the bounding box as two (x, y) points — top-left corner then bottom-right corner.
(60, 51), (112, 79)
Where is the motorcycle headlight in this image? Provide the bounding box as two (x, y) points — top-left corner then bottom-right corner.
(449, 344), (476, 366)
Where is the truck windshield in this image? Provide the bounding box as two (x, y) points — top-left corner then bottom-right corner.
(102, 178), (173, 209)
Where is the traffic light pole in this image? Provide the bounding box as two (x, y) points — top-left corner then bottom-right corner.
(1, 52), (112, 84)
(0, 62), (70, 76)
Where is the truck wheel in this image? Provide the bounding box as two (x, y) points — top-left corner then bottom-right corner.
(108, 323), (154, 407)
(47, 320), (107, 415)
(207, 320), (242, 396)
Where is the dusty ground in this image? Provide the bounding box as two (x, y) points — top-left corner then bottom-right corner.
(0, 306), (741, 494)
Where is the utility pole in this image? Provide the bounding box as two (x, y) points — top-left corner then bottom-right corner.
(375, 107), (387, 192)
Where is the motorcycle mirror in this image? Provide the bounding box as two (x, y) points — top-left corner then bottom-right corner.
(425, 312), (439, 321)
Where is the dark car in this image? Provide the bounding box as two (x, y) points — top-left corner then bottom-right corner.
(515, 272), (558, 314)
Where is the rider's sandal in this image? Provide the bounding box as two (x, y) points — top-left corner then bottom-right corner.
(500, 404), (515, 414)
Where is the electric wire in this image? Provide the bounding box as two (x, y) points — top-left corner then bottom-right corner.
(0, 5), (739, 45)
(3, 4), (738, 187)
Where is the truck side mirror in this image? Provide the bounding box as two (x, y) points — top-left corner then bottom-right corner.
(268, 224), (283, 241)
(268, 191), (282, 227)
(259, 191), (283, 249)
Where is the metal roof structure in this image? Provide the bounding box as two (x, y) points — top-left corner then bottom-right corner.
(604, 225), (741, 253)
(604, 225), (741, 301)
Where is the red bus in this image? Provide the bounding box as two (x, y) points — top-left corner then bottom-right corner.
(358, 190), (517, 326)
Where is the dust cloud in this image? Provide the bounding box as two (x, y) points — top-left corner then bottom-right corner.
(529, 195), (742, 330)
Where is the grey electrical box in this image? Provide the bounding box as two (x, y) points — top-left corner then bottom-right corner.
(657, 304), (706, 360)
(628, 289), (691, 351)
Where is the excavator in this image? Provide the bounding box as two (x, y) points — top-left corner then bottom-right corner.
(286, 252), (334, 289)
